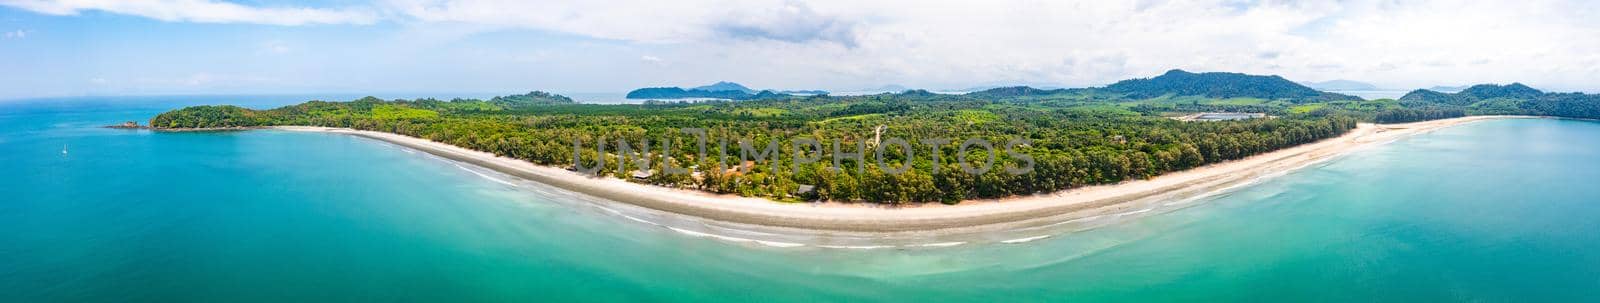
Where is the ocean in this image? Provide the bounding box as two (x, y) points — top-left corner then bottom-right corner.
(3, 96), (1598, 302)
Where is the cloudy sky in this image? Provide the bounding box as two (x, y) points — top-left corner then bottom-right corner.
(2, 0), (1598, 100)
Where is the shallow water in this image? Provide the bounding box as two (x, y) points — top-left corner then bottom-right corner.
(4, 97), (1599, 302)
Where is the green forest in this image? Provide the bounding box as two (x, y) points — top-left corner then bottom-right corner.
(149, 71), (1600, 204)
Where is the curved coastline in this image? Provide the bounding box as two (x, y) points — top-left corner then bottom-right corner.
(269, 115), (1535, 236)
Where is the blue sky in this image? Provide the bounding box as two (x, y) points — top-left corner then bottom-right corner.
(3, 0), (1599, 100)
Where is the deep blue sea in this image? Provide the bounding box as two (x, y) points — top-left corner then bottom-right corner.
(3, 96), (1599, 302)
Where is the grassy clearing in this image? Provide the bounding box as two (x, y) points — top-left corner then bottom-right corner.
(816, 113), (884, 124)
(372, 105), (440, 120)
(1289, 103), (1327, 114)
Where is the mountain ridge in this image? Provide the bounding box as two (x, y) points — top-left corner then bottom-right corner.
(1102, 69), (1362, 102)
(689, 81), (755, 93)
(960, 69), (1362, 102)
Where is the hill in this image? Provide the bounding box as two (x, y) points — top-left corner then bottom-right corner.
(1399, 83), (1600, 118)
(963, 86), (1072, 98)
(1457, 83), (1544, 100)
(778, 90), (829, 95)
(1399, 83), (1543, 106)
(690, 81), (755, 93)
(489, 91), (576, 107)
(1104, 69), (1362, 102)
(1397, 89), (1466, 105)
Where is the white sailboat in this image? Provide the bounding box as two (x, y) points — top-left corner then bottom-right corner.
(61, 144), (68, 156)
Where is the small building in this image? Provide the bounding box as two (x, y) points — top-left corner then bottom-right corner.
(1192, 113), (1266, 121)
(793, 184), (819, 200)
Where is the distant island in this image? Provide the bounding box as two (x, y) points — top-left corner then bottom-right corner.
(691, 81), (755, 93)
(778, 90), (829, 95)
(871, 85), (909, 93)
(1303, 80), (1380, 91)
(625, 81), (825, 100)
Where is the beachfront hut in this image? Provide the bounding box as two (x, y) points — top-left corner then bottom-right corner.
(794, 184), (819, 201)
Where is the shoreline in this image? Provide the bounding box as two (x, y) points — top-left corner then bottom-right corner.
(270, 115), (1535, 236)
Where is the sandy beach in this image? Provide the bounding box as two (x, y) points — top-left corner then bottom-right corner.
(273, 115), (1533, 235)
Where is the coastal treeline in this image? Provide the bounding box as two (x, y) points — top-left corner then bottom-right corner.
(1374, 108), (1466, 124)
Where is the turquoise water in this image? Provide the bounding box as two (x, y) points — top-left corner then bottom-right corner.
(4, 97), (1600, 302)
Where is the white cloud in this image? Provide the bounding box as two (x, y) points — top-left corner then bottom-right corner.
(710, 1), (859, 46)
(257, 40), (291, 54)
(383, 0), (862, 45)
(131, 72), (282, 87)
(359, 0), (1600, 91)
(2, 29), (26, 38)
(8, 0), (1600, 93)
(0, 0), (379, 26)
(384, 0), (711, 42)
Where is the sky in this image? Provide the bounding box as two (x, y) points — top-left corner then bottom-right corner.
(2, 0), (1598, 100)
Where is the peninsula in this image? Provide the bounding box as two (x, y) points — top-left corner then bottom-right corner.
(147, 70), (1600, 233)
